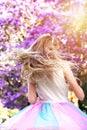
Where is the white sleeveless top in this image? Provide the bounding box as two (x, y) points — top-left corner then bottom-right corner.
(36, 68), (68, 103)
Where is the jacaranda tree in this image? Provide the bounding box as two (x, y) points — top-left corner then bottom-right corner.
(0, 0), (87, 110)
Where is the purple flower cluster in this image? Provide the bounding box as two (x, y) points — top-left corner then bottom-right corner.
(0, 67), (28, 109)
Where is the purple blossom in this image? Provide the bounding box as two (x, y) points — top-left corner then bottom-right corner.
(0, 79), (6, 88)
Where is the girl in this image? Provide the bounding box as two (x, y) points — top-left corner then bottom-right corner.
(0, 34), (87, 130)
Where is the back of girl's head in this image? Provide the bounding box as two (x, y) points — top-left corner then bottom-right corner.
(29, 34), (60, 59)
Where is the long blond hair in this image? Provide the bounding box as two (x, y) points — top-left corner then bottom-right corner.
(12, 34), (75, 83)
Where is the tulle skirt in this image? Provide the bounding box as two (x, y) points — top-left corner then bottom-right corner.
(0, 101), (87, 130)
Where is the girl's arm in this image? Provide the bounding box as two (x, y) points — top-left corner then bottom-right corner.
(63, 67), (85, 101)
(27, 81), (37, 104)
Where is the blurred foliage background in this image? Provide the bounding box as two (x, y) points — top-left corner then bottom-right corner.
(0, 0), (87, 123)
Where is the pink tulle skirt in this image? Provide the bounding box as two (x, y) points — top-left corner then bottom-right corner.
(0, 101), (87, 130)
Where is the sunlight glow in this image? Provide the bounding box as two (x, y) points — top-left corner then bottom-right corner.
(70, 2), (86, 31)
